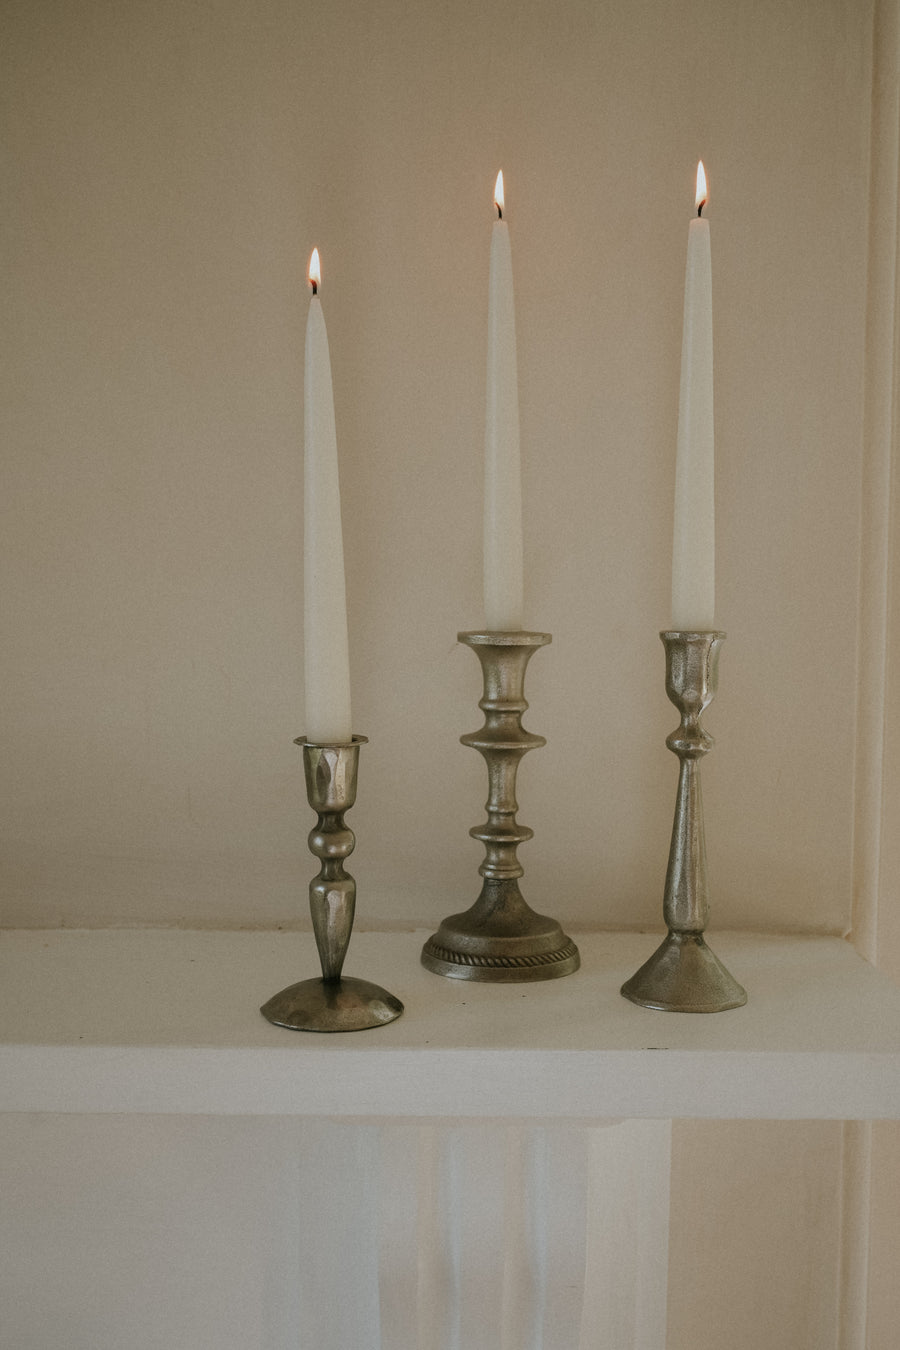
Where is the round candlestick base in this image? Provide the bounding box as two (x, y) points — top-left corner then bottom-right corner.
(620, 932), (746, 1013)
(260, 975), (404, 1033)
(422, 884), (580, 983)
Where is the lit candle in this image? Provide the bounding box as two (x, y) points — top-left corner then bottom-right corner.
(671, 161), (715, 631)
(484, 169), (524, 632)
(303, 248), (352, 744)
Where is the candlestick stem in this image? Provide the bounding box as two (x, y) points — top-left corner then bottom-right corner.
(261, 736), (403, 1032)
(421, 632), (579, 982)
(621, 632), (746, 1012)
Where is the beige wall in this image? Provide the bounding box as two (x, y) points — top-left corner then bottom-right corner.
(0, 0), (875, 932)
(669, 1119), (845, 1350)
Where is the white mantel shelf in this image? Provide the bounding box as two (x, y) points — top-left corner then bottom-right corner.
(1, 928), (899, 1120)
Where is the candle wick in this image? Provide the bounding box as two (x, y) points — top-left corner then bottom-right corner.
(697, 202), (704, 218)
(496, 204), (503, 221)
(310, 280), (318, 295)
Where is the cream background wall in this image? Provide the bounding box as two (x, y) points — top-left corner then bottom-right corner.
(1, 0), (874, 933)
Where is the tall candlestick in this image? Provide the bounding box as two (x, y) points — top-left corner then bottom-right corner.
(671, 161), (715, 631)
(484, 169), (524, 632)
(303, 248), (352, 744)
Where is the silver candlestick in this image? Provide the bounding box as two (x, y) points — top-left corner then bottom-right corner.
(621, 631), (746, 1012)
(261, 735), (403, 1032)
(421, 631), (579, 982)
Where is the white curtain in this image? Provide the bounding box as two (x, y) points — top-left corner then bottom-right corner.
(294, 1119), (671, 1350)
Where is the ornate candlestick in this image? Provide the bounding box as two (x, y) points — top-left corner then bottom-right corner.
(422, 632), (579, 982)
(621, 632), (746, 1012)
(261, 736), (403, 1032)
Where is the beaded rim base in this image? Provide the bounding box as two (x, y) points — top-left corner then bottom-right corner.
(421, 934), (580, 983)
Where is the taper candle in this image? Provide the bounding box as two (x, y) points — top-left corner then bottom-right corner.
(303, 248), (352, 744)
(484, 170), (524, 632)
(671, 161), (715, 631)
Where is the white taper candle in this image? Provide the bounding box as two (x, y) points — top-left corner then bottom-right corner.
(671, 161), (715, 631)
(484, 170), (525, 632)
(303, 248), (352, 744)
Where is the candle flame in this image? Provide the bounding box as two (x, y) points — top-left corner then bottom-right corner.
(494, 169), (505, 217)
(695, 161), (708, 214)
(308, 247), (321, 293)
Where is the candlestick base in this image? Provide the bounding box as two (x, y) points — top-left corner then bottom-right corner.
(620, 932), (746, 1013)
(421, 897), (580, 982)
(421, 632), (579, 983)
(261, 736), (403, 1033)
(621, 632), (746, 1013)
(260, 975), (403, 1033)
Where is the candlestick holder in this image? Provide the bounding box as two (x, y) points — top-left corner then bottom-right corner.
(422, 631), (579, 982)
(261, 735), (403, 1032)
(621, 632), (746, 1012)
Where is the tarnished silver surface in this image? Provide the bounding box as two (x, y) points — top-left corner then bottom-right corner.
(422, 632), (579, 982)
(261, 736), (403, 1032)
(621, 632), (747, 1013)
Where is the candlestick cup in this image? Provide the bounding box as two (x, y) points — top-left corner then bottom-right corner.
(421, 632), (579, 982)
(621, 632), (746, 1012)
(261, 736), (403, 1031)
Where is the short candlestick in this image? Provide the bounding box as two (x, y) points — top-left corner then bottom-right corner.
(261, 736), (403, 1032)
